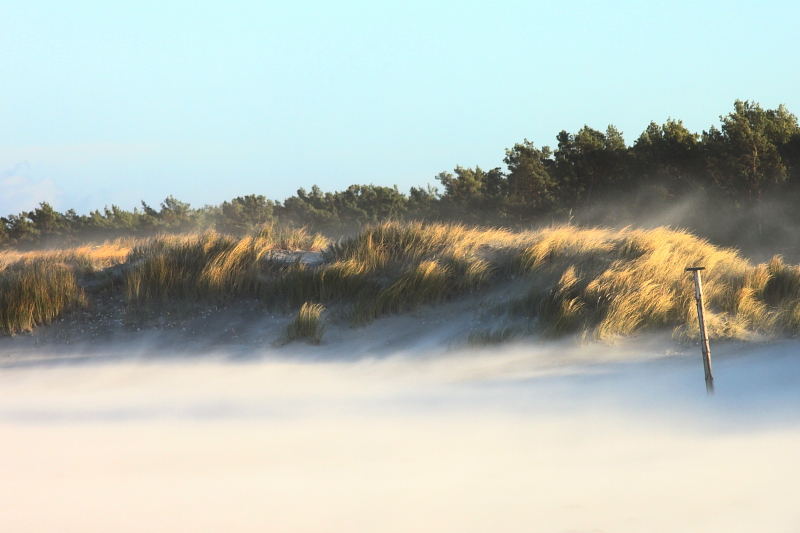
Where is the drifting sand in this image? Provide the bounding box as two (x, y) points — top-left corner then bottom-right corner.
(0, 291), (500, 362)
(1, 324), (799, 532)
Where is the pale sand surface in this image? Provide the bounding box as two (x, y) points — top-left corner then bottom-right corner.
(1, 331), (800, 532)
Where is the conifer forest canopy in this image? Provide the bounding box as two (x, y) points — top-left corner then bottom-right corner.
(3, 100), (800, 257)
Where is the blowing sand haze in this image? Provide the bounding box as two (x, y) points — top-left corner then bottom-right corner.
(1, 336), (800, 532)
(3, 222), (800, 532)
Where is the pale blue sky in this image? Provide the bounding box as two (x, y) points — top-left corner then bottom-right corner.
(1, 0), (798, 215)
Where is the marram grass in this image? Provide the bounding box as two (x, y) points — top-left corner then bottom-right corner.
(509, 225), (800, 340)
(283, 302), (327, 344)
(0, 258), (86, 334)
(124, 225), (327, 306)
(0, 239), (131, 334)
(7, 221), (800, 343)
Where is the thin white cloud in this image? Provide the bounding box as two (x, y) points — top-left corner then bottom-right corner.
(0, 163), (61, 215)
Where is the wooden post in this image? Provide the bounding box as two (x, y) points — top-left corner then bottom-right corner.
(686, 267), (714, 394)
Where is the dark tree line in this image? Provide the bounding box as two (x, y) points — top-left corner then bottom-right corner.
(3, 100), (800, 250)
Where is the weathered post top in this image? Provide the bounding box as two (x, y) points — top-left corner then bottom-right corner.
(685, 267), (706, 271)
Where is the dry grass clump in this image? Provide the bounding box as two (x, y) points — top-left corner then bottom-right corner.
(0, 258), (86, 334)
(259, 259), (381, 310)
(327, 221), (523, 270)
(124, 225), (327, 307)
(0, 240), (132, 272)
(255, 222), (505, 320)
(0, 238), (134, 334)
(283, 302), (327, 344)
(257, 223), (328, 251)
(124, 232), (237, 305)
(763, 256), (800, 331)
(509, 225), (800, 340)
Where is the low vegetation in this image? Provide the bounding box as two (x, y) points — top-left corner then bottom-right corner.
(4, 221), (800, 345)
(508, 225), (776, 340)
(283, 302), (327, 344)
(124, 225), (325, 308)
(0, 258), (87, 335)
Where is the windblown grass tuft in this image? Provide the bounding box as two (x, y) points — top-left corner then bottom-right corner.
(0, 240), (132, 273)
(0, 258), (86, 334)
(283, 302), (327, 344)
(508, 225), (800, 340)
(124, 225), (328, 308)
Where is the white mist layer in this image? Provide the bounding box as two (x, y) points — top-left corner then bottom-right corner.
(1, 338), (800, 533)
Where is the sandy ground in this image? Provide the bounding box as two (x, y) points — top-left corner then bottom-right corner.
(1, 322), (800, 532)
(0, 291), (505, 363)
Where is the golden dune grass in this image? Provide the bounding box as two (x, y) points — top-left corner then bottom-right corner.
(124, 225), (327, 306)
(0, 258), (86, 334)
(510, 225), (800, 340)
(0, 225), (325, 334)
(5, 221), (800, 343)
(0, 240), (133, 271)
(0, 239), (134, 334)
(283, 302), (327, 344)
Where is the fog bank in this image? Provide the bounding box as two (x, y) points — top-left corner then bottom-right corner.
(1, 338), (799, 532)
